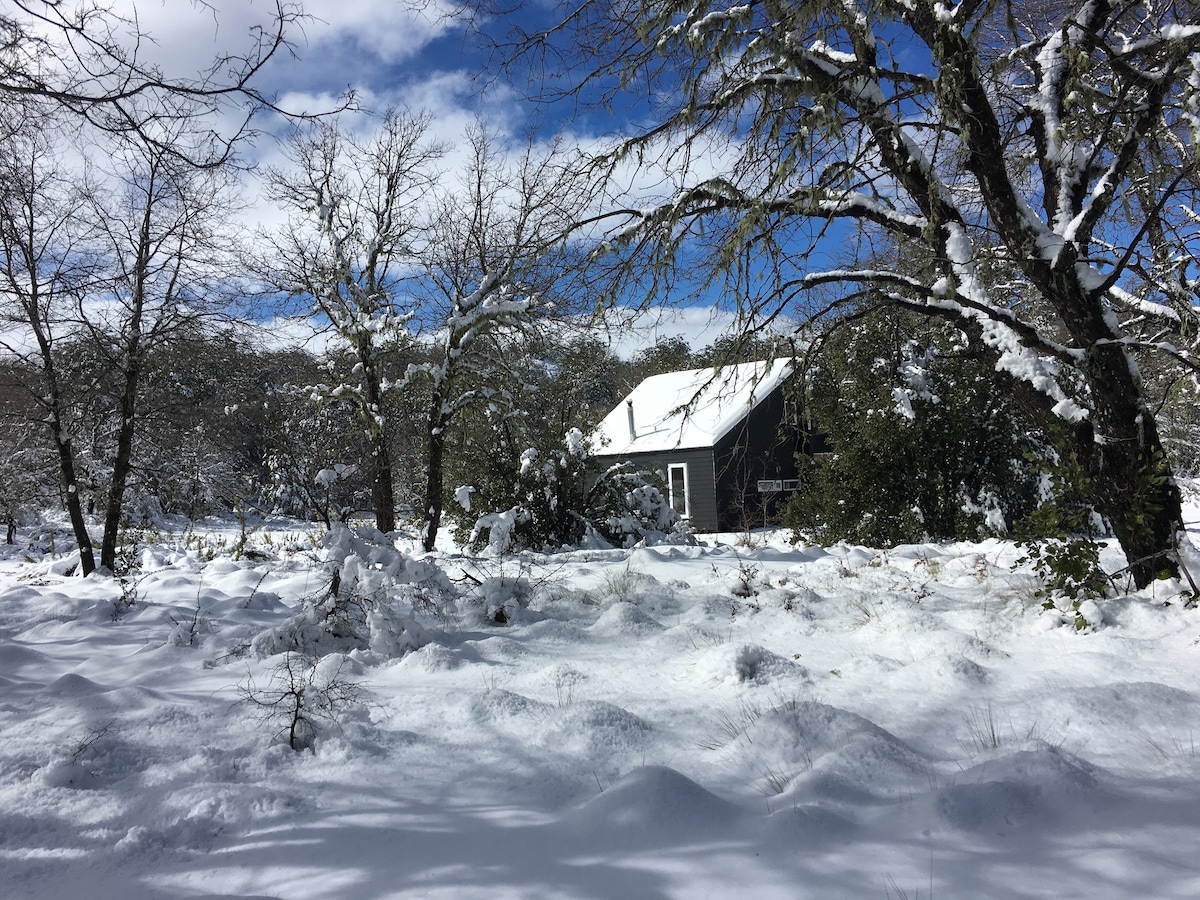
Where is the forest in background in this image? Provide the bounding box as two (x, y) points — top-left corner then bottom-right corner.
(1, 0), (1199, 595)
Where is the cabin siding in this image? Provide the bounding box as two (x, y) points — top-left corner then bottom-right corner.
(616, 448), (718, 532)
(712, 389), (801, 530)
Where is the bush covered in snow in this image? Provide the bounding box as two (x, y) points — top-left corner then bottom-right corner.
(462, 429), (687, 553)
(252, 525), (444, 659)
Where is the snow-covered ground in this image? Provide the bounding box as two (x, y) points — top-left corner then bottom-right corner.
(2, 514), (1199, 899)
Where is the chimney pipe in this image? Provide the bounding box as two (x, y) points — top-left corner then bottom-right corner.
(626, 399), (636, 440)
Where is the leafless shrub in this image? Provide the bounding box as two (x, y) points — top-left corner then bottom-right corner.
(238, 652), (361, 751)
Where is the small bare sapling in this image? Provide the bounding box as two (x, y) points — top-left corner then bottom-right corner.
(239, 652), (361, 751)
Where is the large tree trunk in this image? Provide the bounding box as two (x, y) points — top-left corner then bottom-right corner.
(368, 440), (397, 534)
(1036, 264), (1187, 588)
(1077, 345), (1184, 588)
(945, 312), (1183, 590)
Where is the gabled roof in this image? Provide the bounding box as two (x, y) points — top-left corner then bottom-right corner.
(591, 359), (793, 456)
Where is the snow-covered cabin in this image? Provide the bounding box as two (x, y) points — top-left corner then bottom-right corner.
(591, 360), (805, 532)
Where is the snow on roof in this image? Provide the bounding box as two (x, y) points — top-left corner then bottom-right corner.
(591, 359), (793, 456)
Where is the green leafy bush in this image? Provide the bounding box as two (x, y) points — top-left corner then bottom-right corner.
(783, 313), (1042, 547)
(1012, 434), (1112, 620)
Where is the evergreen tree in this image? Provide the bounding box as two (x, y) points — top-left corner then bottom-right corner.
(785, 312), (1042, 547)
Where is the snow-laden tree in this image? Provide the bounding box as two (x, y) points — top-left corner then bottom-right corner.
(460, 427), (684, 554)
(784, 309), (1043, 546)
(262, 386), (374, 527)
(438, 332), (615, 546)
(259, 110), (443, 534)
(407, 124), (592, 550)
(493, 0), (1200, 587)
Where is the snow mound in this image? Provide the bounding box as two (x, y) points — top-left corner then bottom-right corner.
(469, 689), (551, 725)
(400, 642), (464, 672)
(736, 701), (919, 770)
(1036, 681), (1200, 767)
(535, 662), (589, 693)
(891, 652), (992, 688)
(35, 725), (144, 790)
(44, 672), (110, 697)
(590, 601), (665, 636)
(536, 701), (654, 760)
(198, 566), (274, 599)
(760, 803), (857, 845)
(561, 765), (743, 840)
(711, 701), (935, 807)
(794, 732), (938, 806)
(935, 748), (1102, 832)
(690, 642), (809, 686)
(464, 635), (527, 662)
(595, 566), (666, 603)
(0, 640), (49, 674)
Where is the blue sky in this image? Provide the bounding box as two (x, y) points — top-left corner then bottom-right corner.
(103, 2), (520, 149)
(95, 0), (788, 349)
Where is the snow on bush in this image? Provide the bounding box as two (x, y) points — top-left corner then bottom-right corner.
(467, 429), (689, 553)
(476, 574), (532, 625)
(252, 525), (445, 659)
(239, 651), (363, 751)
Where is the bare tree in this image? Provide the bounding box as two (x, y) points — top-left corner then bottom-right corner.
(0, 2), (340, 575)
(408, 124), (592, 550)
(0, 117), (100, 572)
(81, 119), (242, 571)
(259, 109), (443, 534)
(488, 0), (1200, 587)
(0, 0), (329, 165)
(259, 115), (590, 546)
(0, 117), (238, 574)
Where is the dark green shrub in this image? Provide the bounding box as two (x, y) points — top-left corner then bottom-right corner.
(783, 313), (1042, 547)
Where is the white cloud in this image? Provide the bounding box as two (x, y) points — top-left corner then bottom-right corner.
(108, 1), (455, 74)
(304, 0), (457, 65)
(598, 305), (741, 358)
(251, 304), (769, 363)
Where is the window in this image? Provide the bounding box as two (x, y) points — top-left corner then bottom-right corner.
(667, 463), (690, 518)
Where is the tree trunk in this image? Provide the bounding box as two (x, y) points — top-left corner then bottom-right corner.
(51, 418), (97, 576)
(367, 427), (397, 534)
(37, 348), (96, 575)
(100, 352), (141, 572)
(359, 351), (395, 533)
(1077, 345), (1183, 588)
(421, 399), (448, 553)
(936, 310), (1183, 590)
(1035, 264), (1187, 588)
